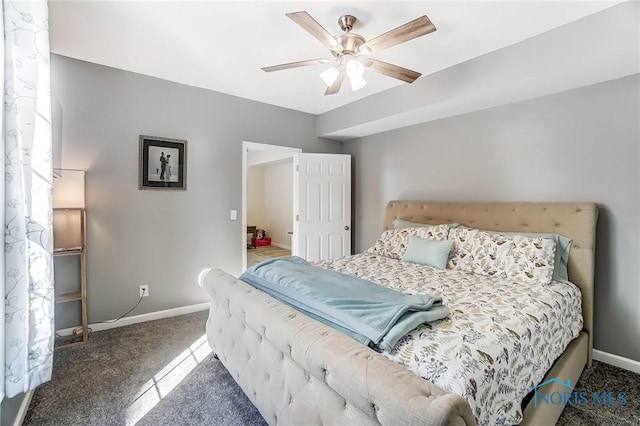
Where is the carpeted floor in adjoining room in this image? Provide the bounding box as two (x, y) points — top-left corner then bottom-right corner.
(26, 310), (640, 426)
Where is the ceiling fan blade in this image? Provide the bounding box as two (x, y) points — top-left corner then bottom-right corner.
(363, 59), (421, 83)
(360, 15), (436, 54)
(286, 11), (343, 54)
(261, 58), (333, 73)
(324, 66), (343, 95)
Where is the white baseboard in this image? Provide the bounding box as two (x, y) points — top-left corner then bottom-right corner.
(14, 390), (33, 426)
(593, 349), (640, 374)
(271, 242), (291, 250)
(57, 302), (209, 336)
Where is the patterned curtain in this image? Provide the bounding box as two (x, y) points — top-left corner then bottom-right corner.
(2, 0), (54, 398)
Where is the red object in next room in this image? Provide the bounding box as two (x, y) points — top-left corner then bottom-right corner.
(252, 236), (272, 247)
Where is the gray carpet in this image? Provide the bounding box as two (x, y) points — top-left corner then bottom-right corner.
(557, 360), (640, 426)
(25, 311), (266, 426)
(26, 311), (640, 425)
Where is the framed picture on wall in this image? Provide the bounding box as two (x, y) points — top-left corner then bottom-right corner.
(138, 135), (187, 190)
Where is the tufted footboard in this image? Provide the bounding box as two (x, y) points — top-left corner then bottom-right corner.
(200, 268), (476, 426)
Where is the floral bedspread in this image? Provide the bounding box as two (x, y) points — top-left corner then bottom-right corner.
(313, 253), (583, 426)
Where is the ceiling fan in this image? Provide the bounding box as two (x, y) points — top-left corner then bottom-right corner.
(261, 11), (437, 95)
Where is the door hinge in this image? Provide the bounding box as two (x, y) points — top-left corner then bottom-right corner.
(296, 165), (299, 172)
(296, 214), (299, 221)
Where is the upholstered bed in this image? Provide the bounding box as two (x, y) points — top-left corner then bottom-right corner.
(199, 201), (598, 425)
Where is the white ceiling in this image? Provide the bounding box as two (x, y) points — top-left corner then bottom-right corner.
(49, 1), (622, 115)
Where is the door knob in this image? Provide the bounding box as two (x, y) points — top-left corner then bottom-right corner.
(344, 226), (350, 230)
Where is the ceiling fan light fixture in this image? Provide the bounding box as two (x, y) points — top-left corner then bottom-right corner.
(348, 73), (367, 91)
(319, 66), (340, 87)
(345, 58), (366, 91)
(345, 58), (364, 77)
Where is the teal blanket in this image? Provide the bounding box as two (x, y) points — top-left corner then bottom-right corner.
(239, 256), (449, 351)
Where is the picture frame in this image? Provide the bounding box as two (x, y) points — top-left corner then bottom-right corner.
(138, 135), (187, 191)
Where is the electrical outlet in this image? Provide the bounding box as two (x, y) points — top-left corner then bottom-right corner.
(139, 285), (149, 298)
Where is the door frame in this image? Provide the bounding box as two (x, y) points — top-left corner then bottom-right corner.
(242, 141), (301, 272)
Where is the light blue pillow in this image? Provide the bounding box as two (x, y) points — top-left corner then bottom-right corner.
(401, 236), (454, 269)
(543, 233), (572, 282)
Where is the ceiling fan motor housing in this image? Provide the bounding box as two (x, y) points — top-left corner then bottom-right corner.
(333, 34), (366, 57)
(332, 15), (366, 57)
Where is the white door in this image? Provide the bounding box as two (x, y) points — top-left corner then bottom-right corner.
(293, 153), (351, 262)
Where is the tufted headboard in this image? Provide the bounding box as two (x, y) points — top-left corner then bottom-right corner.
(383, 201), (598, 364)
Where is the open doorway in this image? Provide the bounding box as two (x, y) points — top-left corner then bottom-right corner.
(247, 157), (294, 267)
(242, 142), (352, 271)
(242, 142), (300, 271)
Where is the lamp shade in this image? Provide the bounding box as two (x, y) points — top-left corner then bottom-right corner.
(320, 66), (340, 87)
(345, 59), (364, 77)
(53, 169), (85, 208)
(348, 73), (367, 91)
(346, 59), (366, 91)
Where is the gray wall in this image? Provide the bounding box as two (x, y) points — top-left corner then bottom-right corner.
(51, 53), (640, 362)
(51, 54), (342, 326)
(343, 75), (640, 362)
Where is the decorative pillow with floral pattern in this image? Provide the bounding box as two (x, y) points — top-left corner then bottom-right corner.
(366, 225), (450, 259)
(447, 227), (557, 284)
